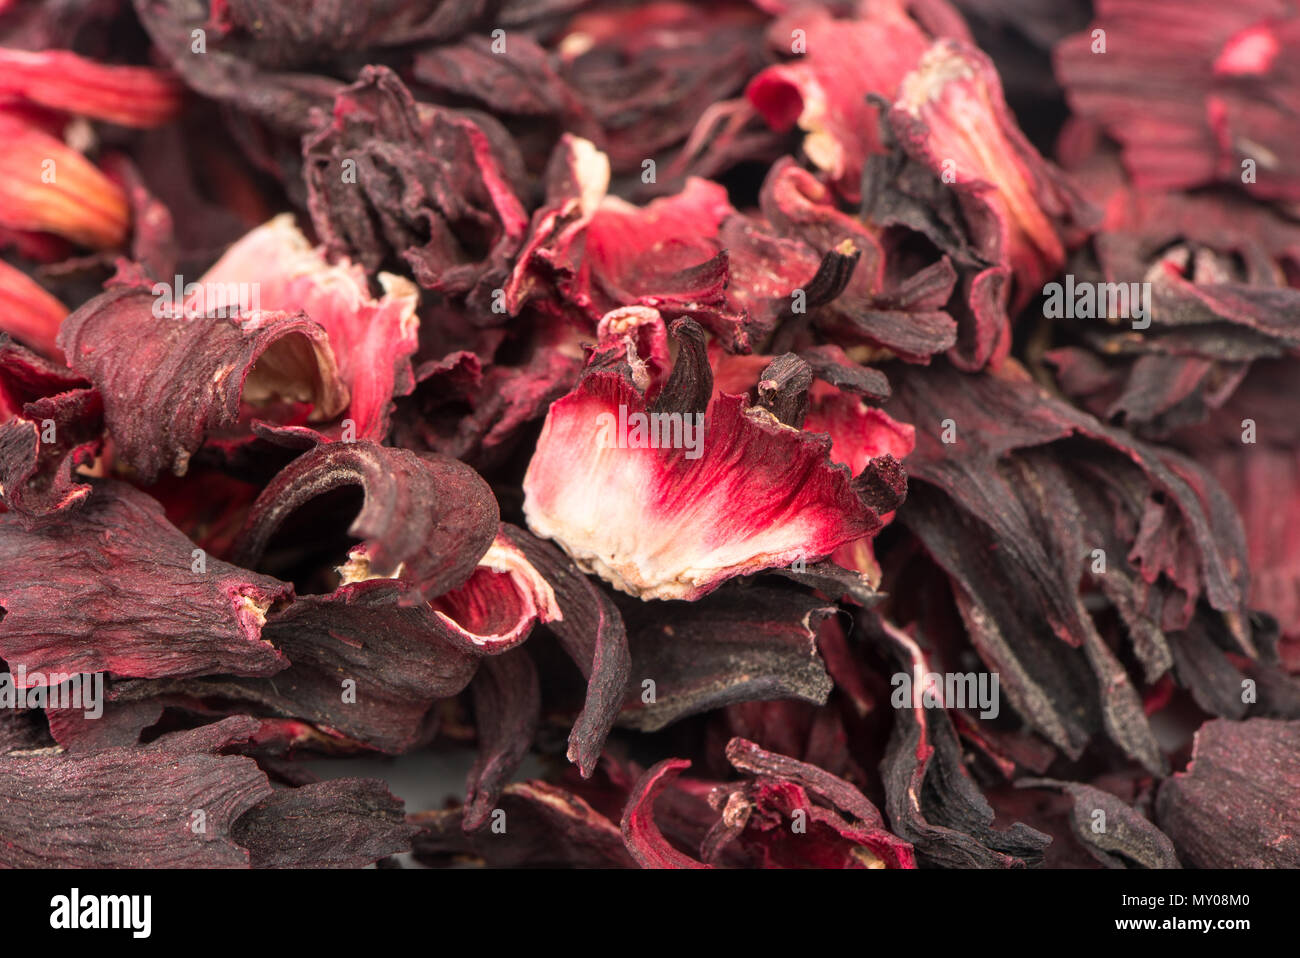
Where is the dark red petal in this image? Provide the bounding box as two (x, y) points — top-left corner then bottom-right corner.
(619, 586), (835, 732)
(502, 523), (631, 778)
(58, 283), (349, 481)
(234, 441), (499, 604)
(99, 152), (179, 283)
(555, 3), (767, 173)
(719, 737), (917, 869)
(504, 134), (609, 316)
(134, 0), (344, 134)
(463, 649), (541, 832)
(554, 176), (754, 349)
(1156, 718), (1300, 867)
(0, 336), (101, 518)
(232, 778), (415, 868)
(303, 65), (528, 307)
(178, 578), (479, 753)
(412, 780), (634, 868)
(0, 716), (409, 867)
(413, 33), (575, 118)
(0, 717), (273, 866)
(45, 695), (168, 753)
(871, 613), (1052, 867)
(1019, 778), (1180, 869)
(0, 480), (290, 680)
(396, 312), (586, 470)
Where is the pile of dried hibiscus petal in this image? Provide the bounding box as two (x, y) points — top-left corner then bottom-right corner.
(1, 0), (1298, 871)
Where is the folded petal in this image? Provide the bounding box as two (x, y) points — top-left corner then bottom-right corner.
(462, 649), (541, 831)
(196, 214), (420, 443)
(621, 758), (711, 869)
(59, 281), (349, 480)
(431, 530), (561, 654)
(501, 523), (630, 777)
(870, 613), (1052, 867)
(303, 65), (528, 307)
(0, 335), (101, 517)
(127, 578), (479, 753)
(746, 2), (941, 200)
(618, 585), (835, 732)
(1019, 778), (1180, 869)
(523, 320), (891, 600)
(234, 441), (499, 604)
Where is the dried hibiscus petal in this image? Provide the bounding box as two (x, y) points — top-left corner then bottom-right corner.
(1057, 0), (1300, 204)
(500, 523), (630, 777)
(864, 40), (1094, 369)
(885, 361), (1260, 768)
(760, 157), (960, 362)
(412, 779), (634, 868)
(0, 716), (412, 867)
(0, 257), (66, 359)
(619, 736), (917, 869)
(746, 0), (954, 201)
(125, 577), (480, 753)
(712, 736), (916, 869)
(712, 345), (915, 586)
(621, 758), (711, 869)
(1156, 718), (1300, 867)
(231, 777), (415, 869)
(555, 175), (747, 346)
(303, 65), (528, 308)
(870, 613), (1052, 867)
(462, 649), (541, 831)
(431, 529), (561, 655)
(0, 335), (101, 517)
(195, 214), (420, 444)
(551, 1), (769, 174)
(1019, 778), (1181, 869)
(0, 107), (129, 249)
(0, 47), (183, 128)
(890, 40), (1084, 301)
(617, 584), (836, 732)
(233, 440), (499, 604)
(0, 479), (290, 680)
(59, 278), (349, 480)
(524, 317), (898, 600)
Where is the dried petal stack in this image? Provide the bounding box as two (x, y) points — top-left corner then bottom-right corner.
(1, 0), (1297, 871)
